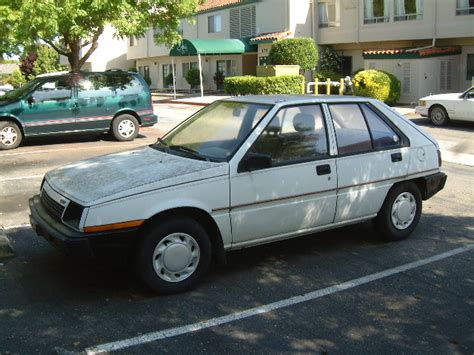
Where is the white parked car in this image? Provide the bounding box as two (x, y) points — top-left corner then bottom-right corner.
(416, 86), (474, 126)
(0, 84), (13, 96)
(30, 95), (447, 294)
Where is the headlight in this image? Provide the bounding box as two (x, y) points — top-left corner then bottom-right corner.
(419, 100), (426, 106)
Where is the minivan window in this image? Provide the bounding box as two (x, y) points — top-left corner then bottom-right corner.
(33, 77), (73, 102)
(0, 79), (40, 101)
(78, 74), (142, 99)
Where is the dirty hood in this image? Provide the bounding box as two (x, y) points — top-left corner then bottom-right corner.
(45, 147), (228, 205)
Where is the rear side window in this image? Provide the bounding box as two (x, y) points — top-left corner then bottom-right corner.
(361, 104), (401, 149)
(329, 104), (372, 155)
(78, 74), (143, 99)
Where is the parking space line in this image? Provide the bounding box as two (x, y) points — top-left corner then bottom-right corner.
(0, 175), (43, 182)
(84, 244), (474, 354)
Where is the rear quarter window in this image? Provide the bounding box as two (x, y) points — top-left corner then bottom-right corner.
(361, 104), (401, 150)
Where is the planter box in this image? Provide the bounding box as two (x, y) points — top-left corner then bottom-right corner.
(256, 65), (300, 77)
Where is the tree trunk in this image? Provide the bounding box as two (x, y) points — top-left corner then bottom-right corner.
(67, 39), (82, 72)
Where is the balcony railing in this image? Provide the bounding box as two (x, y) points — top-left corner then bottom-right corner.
(394, 13), (423, 21)
(319, 21), (340, 28)
(456, 6), (474, 15)
(364, 16), (389, 24)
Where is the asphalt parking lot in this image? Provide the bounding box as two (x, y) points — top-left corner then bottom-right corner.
(0, 103), (473, 353)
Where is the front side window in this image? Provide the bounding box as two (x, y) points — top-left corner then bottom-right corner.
(364, 0), (389, 24)
(208, 15), (222, 33)
(249, 105), (329, 166)
(329, 104), (372, 155)
(153, 101), (271, 161)
(33, 77), (73, 102)
(318, 0), (340, 28)
(394, 0), (424, 21)
(456, 0), (474, 15)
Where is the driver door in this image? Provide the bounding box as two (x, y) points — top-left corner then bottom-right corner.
(229, 104), (337, 246)
(456, 88), (474, 121)
(22, 75), (77, 135)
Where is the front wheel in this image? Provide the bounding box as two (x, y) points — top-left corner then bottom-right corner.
(429, 106), (449, 126)
(111, 114), (139, 141)
(135, 217), (212, 295)
(375, 182), (422, 241)
(0, 121), (22, 150)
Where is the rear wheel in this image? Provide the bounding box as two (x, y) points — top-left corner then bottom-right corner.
(0, 121), (22, 150)
(375, 182), (422, 241)
(429, 106), (449, 126)
(136, 217), (212, 295)
(111, 114), (139, 141)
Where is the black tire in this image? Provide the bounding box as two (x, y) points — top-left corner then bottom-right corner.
(135, 217), (212, 295)
(0, 121), (22, 150)
(429, 105), (449, 126)
(111, 114), (139, 141)
(375, 182), (422, 241)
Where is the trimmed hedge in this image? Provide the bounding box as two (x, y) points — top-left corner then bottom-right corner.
(353, 69), (401, 105)
(268, 38), (318, 72)
(224, 75), (305, 95)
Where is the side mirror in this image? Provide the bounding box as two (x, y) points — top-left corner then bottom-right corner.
(238, 152), (272, 173)
(27, 96), (36, 105)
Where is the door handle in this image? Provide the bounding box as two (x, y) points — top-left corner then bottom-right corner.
(391, 152), (402, 162)
(316, 164), (331, 175)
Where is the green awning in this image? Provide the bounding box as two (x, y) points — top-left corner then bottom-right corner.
(170, 38), (257, 56)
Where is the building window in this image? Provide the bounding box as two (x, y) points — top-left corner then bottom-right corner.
(466, 54), (474, 80)
(259, 56), (268, 66)
(364, 0), (389, 24)
(318, 0), (340, 28)
(144, 66), (150, 81)
(129, 36), (135, 47)
(162, 64), (176, 88)
(440, 61), (453, 92)
(341, 56), (352, 76)
(456, 0), (474, 15)
(182, 62), (198, 78)
(230, 6), (256, 38)
(208, 15), (222, 33)
(394, 0), (424, 21)
(216, 60), (236, 77)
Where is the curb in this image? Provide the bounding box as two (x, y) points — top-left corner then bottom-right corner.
(0, 228), (14, 259)
(159, 99), (209, 106)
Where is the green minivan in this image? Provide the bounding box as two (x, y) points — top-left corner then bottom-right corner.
(0, 70), (157, 150)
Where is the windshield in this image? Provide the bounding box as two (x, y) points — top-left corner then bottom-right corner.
(151, 101), (272, 162)
(0, 79), (41, 101)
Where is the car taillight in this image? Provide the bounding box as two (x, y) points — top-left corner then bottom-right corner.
(437, 149), (442, 167)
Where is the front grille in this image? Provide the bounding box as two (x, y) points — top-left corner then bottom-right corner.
(41, 190), (65, 221)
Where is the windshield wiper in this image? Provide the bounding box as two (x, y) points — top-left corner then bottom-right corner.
(169, 145), (209, 161)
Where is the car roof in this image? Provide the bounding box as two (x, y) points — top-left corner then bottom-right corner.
(221, 94), (376, 105)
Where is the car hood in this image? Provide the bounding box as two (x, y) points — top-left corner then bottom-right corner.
(45, 147), (228, 206)
(421, 93), (462, 101)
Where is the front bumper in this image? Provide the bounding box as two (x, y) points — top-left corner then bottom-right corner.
(415, 106), (429, 117)
(420, 172), (447, 200)
(29, 195), (139, 259)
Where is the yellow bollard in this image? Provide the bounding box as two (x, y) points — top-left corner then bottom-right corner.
(315, 80), (318, 95)
(326, 78), (331, 95)
(339, 78), (345, 95)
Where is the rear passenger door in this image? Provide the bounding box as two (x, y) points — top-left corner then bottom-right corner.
(328, 103), (409, 223)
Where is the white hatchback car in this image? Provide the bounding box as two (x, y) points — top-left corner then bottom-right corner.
(30, 95), (447, 294)
(416, 86), (474, 126)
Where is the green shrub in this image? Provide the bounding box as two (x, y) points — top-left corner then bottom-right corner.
(353, 70), (393, 104)
(381, 70), (401, 105)
(224, 75), (304, 95)
(268, 38), (318, 73)
(5, 69), (27, 88)
(185, 68), (200, 89)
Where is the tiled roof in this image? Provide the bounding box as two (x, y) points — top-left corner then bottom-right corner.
(250, 31), (292, 43)
(198, 0), (245, 12)
(363, 46), (461, 58)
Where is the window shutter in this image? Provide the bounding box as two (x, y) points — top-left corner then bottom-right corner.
(402, 63), (410, 94)
(230, 9), (241, 38)
(440, 61), (446, 91)
(446, 61), (453, 91)
(230, 5), (256, 39)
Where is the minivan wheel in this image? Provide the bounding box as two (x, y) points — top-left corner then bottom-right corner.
(0, 121), (22, 150)
(429, 106), (449, 126)
(136, 217), (212, 295)
(375, 182), (422, 241)
(111, 114), (139, 141)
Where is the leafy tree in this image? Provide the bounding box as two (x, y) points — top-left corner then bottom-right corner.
(268, 38), (318, 74)
(19, 45), (67, 80)
(5, 69), (26, 88)
(5, 0), (204, 72)
(185, 67), (200, 90)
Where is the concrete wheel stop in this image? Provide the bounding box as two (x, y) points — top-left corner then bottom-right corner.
(0, 228), (15, 259)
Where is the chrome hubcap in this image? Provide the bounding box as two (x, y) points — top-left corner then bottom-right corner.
(118, 119), (135, 138)
(391, 192), (417, 230)
(152, 233), (200, 283)
(0, 126), (18, 146)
